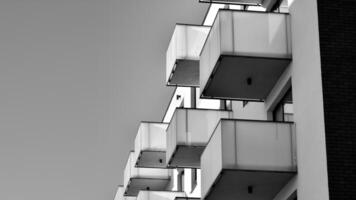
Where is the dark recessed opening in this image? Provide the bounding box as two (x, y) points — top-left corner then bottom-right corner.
(248, 185), (253, 194)
(247, 77), (252, 85)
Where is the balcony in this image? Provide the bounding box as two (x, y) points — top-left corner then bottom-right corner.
(199, 0), (262, 6)
(201, 119), (297, 200)
(199, 0), (283, 12)
(175, 198), (200, 200)
(200, 10), (291, 101)
(166, 24), (210, 87)
(115, 186), (137, 200)
(137, 191), (186, 200)
(166, 108), (232, 168)
(124, 152), (171, 196)
(134, 122), (168, 168)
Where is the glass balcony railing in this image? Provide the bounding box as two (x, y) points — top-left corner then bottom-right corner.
(114, 186), (137, 200)
(199, 0), (262, 6)
(134, 122), (168, 168)
(199, 0), (285, 12)
(166, 108), (232, 168)
(200, 10), (292, 101)
(124, 152), (171, 196)
(201, 119), (297, 200)
(137, 191), (186, 200)
(166, 24), (210, 87)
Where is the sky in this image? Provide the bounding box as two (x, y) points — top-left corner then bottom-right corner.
(0, 1), (208, 200)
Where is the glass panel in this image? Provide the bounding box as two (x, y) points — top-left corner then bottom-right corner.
(200, 10), (291, 96)
(124, 152), (170, 190)
(166, 109), (231, 165)
(232, 121), (295, 171)
(201, 120), (297, 198)
(174, 109), (231, 145)
(166, 25), (210, 83)
(200, 122), (223, 198)
(200, 0), (262, 6)
(114, 186), (136, 200)
(137, 191), (186, 200)
(134, 122), (168, 164)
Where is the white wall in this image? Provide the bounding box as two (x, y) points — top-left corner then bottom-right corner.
(289, 0), (329, 199)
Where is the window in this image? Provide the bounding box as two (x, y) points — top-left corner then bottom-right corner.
(273, 88), (293, 122)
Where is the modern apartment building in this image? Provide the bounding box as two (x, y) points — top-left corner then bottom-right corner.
(115, 0), (356, 200)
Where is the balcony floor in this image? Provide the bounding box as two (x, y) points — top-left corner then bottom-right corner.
(168, 59), (199, 87)
(168, 145), (205, 168)
(204, 169), (296, 200)
(125, 178), (170, 196)
(136, 151), (167, 168)
(199, 0), (262, 5)
(202, 55), (291, 101)
(175, 198), (200, 200)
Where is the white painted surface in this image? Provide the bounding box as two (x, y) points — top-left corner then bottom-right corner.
(201, 122), (223, 199)
(183, 168), (202, 198)
(114, 186), (137, 200)
(200, 10), (292, 96)
(289, 0), (329, 199)
(201, 120), (297, 198)
(232, 101), (268, 120)
(166, 109), (232, 164)
(265, 65), (292, 113)
(273, 175), (297, 200)
(134, 122), (168, 164)
(166, 25), (210, 83)
(163, 87), (191, 123)
(123, 152), (171, 191)
(137, 191), (186, 200)
(163, 87), (222, 123)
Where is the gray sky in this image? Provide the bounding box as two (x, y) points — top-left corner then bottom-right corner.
(0, 1), (207, 200)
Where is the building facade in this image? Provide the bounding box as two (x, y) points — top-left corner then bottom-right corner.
(115, 0), (356, 200)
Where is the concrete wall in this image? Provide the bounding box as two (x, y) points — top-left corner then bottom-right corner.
(289, 0), (329, 199)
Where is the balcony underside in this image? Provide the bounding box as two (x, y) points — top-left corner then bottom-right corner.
(125, 178), (170, 196)
(136, 151), (167, 168)
(199, 0), (262, 5)
(204, 169), (296, 200)
(168, 145), (205, 168)
(168, 59), (199, 87)
(202, 55), (290, 101)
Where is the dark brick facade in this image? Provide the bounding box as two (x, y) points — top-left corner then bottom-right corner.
(317, 0), (356, 199)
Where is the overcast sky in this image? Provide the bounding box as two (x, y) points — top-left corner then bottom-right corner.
(0, 1), (208, 200)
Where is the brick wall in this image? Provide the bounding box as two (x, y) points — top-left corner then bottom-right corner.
(317, 0), (356, 199)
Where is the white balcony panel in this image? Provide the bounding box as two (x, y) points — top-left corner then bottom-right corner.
(134, 122), (168, 168)
(137, 191), (186, 200)
(201, 120), (297, 200)
(166, 108), (232, 168)
(200, 0), (281, 12)
(199, 0), (262, 6)
(200, 10), (291, 100)
(166, 24), (210, 86)
(124, 152), (171, 196)
(115, 186), (136, 200)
